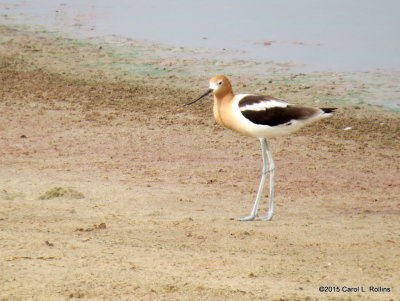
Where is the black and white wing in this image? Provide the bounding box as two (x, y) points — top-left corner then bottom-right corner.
(238, 95), (326, 127)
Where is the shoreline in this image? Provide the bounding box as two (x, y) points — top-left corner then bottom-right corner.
(2, 0), (400, 72)
(1, 22), (400, 112)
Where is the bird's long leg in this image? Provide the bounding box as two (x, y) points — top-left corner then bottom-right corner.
(259, 140), (275, 221)
(238, 138), (269, 221)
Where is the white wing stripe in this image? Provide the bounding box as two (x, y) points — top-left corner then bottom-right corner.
(240, 99), (288, 111)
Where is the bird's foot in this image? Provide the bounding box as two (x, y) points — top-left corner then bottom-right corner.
(258, 213), (273, 221)
(238, 215), (257, 221)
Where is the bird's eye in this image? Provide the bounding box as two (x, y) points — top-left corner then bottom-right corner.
(218, 81), (223, 85)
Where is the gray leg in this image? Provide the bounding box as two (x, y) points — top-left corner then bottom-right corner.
(238, 138), (269, 221)
(259, 140), (275, 221)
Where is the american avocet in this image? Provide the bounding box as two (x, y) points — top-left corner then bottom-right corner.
(185, 75), (336, 221)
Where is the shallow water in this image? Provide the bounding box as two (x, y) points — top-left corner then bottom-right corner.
(1, 0), (400, 72)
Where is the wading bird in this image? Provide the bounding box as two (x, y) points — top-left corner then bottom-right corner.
(185, 75), (335, 221)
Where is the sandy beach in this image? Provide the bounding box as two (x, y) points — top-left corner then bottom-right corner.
(0, 24), (399, 300)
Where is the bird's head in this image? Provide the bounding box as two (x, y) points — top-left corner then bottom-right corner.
(184, 75), (233, 106)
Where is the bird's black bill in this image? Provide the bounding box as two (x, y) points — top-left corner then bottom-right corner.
(184, 89), (213, 106)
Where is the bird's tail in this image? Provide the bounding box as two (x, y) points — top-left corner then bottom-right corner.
(317, 107), (337, 119)
(321, 108), (337, 115)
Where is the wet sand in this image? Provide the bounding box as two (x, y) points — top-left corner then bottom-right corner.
(0, 25), (399, 301)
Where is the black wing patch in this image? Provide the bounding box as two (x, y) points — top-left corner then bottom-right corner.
(241, 105), (318, 126)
